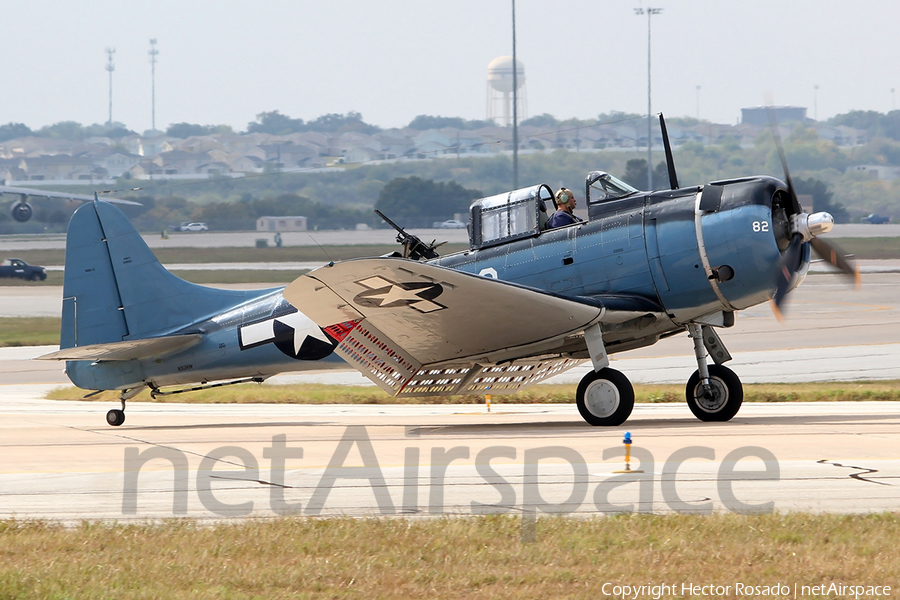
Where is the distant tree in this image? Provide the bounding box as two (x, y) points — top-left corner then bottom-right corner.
(653, 161), (672, 190)
(246, 110), (378, 135)
(883, 111), (900, 141)
(34, 207), (69, 224)
(408, 115), (465, 130)
(828, 110), (883, 131)
(826, 110), (900, 142)
(195, 193), (374, 230)
(407, 115), (493, 130)
(81, 122), (132, 138)
(156, 196), (191, 212)
(622, 159), (669, 191)
(197, 199), (255, 229)
(306, 112), (380, 134)
(375, 176), (481, 225)
(36, 121), (87, 140)
(0, 122), (33, 142)
(103, 126), (136, 139)
(520, 113), (558, 128)
(167, 122), (233, 138)
(597, 111), (643, 124)
(250, 193), (314, 218)
(794, 177), (850, 224)
(247, 111), (305, 135)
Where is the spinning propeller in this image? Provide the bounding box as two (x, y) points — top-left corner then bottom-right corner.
(767, 112), (860, 319)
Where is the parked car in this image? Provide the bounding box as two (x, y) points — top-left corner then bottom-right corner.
(0, 258), (47, 281)
(175, 222), (208, 232)
(861, 213), (889, 224)
(436, 219), (466, 229)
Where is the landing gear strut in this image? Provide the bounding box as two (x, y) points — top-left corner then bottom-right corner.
(576, 367), (634, 426)
(105, 386), (146, 426)
(685, 324), (743, 421)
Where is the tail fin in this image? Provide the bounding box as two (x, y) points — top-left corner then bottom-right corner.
(61, 201), (269, 349)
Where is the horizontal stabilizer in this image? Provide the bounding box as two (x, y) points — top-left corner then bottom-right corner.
(37, 333), (201, 362)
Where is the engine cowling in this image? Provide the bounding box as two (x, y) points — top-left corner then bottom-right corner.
(11, 201), (33, 222)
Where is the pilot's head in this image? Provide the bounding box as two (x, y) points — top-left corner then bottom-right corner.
(555, 188), (576, 212)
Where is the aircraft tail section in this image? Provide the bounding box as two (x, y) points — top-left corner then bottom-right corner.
(61, 201), (270, 349)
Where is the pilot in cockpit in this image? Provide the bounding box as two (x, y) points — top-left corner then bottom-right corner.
(547, 187), (584, 229)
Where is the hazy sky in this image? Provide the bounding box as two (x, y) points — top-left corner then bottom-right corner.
(2, 0), (898, 133)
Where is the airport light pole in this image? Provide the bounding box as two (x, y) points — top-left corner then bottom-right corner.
(105, 48), (115, 126)
(149, 39), (159, 133)
(635, 7), (662, 190)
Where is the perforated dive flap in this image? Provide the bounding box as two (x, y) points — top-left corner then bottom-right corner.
(333, 319), (422, 395)
(397, 356), (582, 398)
(334, 317), (582, 397)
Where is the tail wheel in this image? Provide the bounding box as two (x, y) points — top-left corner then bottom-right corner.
(685, 364), (743, 422)
(576, 367), (634, 426)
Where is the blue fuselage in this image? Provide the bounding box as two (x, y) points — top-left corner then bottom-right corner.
(434, 176), (801, 355)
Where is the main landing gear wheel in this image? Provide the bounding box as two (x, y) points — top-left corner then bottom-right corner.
(685, 364), (743, 422)
(106, 409), (125, 427)
(576, 367), (634, 426)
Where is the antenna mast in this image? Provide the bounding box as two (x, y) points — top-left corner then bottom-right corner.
(511, 0), (518, 189)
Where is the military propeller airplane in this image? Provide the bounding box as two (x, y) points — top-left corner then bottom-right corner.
(1, 184), (141, 222)
(37, 115), (858, 427)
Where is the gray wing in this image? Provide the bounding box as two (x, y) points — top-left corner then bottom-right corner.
(0, 185), (142, 206)
(283, 257), (627, 397)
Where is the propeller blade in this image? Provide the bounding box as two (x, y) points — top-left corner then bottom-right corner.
(809, 237), (861, 288)
(766, 106), (803, 216)
(658, 113), (679, 190)
(771, 233), (804, 320)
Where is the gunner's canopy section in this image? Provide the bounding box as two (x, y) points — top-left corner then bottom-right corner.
(469, 183), (553, 250)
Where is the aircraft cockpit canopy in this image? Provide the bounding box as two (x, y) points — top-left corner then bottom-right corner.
(469, 184), (553, 250)
(585, 171), (639, 205)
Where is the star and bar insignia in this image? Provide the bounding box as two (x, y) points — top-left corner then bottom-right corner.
(353, 276), (446, 313)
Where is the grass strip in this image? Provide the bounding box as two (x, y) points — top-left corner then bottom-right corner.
(45, 380), (900, 404)
(0, 513), (897, 599)
(0, 317), (61, 347)
(834, 236), (900, 260)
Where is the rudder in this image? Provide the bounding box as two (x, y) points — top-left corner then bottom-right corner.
(62, 201), (271, 349)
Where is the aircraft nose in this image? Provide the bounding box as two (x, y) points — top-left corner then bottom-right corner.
(792, 211), (833, 242)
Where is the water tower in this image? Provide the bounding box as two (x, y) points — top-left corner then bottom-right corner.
(486, 56), (527, 126)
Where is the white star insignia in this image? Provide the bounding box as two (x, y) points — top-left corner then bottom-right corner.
(239, 310), (331, 354)
(275, 311), (331, 354)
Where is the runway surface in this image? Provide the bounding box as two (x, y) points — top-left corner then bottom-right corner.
(2, 386), (898, 521)
(2, 269), (900, 521)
